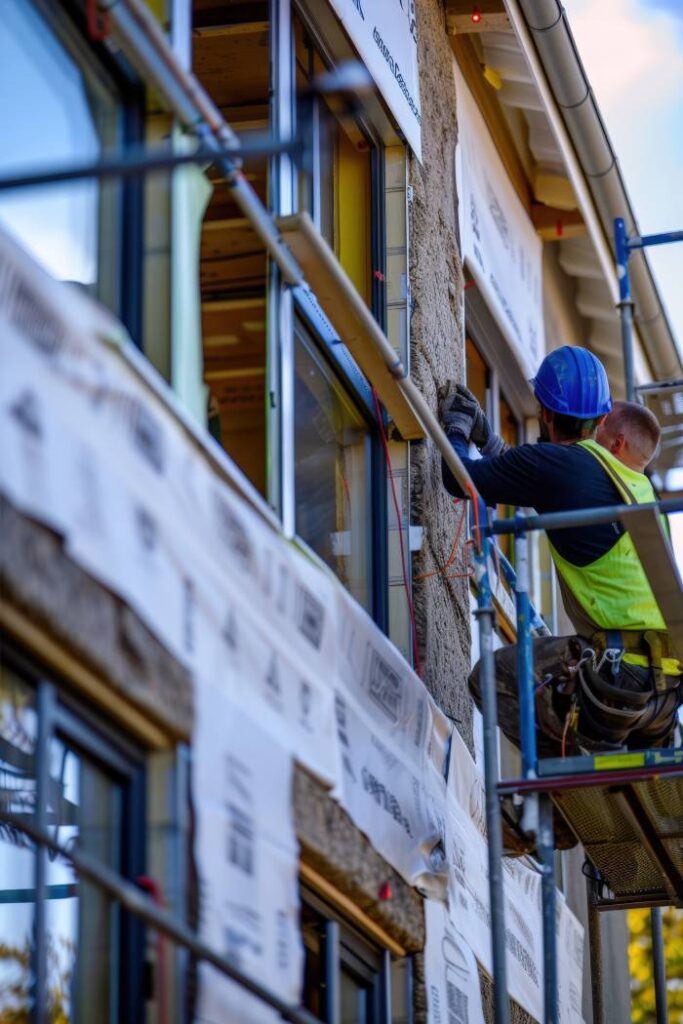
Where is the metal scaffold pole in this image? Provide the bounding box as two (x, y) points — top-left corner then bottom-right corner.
(474, 507), (510, 1024)
(651, 907), (668, 1024)
(586, 877), (605, 1024)
(614, 217), (635, 402)
(614, 217), (683, 403)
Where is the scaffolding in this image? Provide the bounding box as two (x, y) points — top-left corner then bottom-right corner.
(470, 220), (683, 1024)
(0, 3), (681, 1022)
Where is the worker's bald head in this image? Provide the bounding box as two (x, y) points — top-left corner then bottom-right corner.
(595, 400), (661, 472)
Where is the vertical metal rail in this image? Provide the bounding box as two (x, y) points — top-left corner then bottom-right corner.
(324, 920), (341, 1024)
(474, 505), (510, 1024)
(32, 682), (54, 1024)
(614, 218), (683, 404)
(514, 530), (539, 839)
(538, 796), (558, 1024)
(515, 524), (557, 1022)
(614, 217), (635, 402)
(586, 878), (605, 1024)
(651, 907), (668, 1024)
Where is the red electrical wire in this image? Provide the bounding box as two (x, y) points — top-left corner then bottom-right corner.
(371, 387), (423, 678)
(414, 499), (472, 581)
(137, 876), (168, 1024)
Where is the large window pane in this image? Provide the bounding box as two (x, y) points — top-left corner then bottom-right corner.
(295, 327), (372, 609)
(496, 392), (521, 560)
(295, 15), (373, 307)
(0, 661), (132, 1024)
(0, 666), (37, 1021)
(194, 6), (271, 494)
(0, 0), (120, 306)
(46, 736), (123, 1023)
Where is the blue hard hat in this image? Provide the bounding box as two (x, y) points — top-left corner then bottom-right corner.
(531, 346), (612, 418)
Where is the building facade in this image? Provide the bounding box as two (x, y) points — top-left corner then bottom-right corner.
(0, 1), (680, 1023)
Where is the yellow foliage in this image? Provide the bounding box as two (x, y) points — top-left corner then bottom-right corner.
(628, 908), (683, 1023)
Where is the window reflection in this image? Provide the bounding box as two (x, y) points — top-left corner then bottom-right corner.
(46, 736), (122, 1023)
(341, 966), (371, 1024)
(0, 0), (120, 305)
(0, 666), (37, 1021)
(0, 665), (125, 1023)
(295, 327), (371, 610)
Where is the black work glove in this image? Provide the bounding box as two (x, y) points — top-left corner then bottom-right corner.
(442, 384), (509, 457)
(439, 381), (482, 439)
(455, 384), (489, 446)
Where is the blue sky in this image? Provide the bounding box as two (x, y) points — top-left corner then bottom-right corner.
(562, 0), (683, 349)
(562, 0), (683, 562)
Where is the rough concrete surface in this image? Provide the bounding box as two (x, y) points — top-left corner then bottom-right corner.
(409, 4), (536, 1022)
(410, 0), (474, 748)
(293, 766), (425, 953)
(0, 496), (193, 740)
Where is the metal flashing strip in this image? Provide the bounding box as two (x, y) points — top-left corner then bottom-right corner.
(277, 213), (424, 440)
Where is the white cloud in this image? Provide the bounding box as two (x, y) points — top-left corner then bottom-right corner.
(564, 0), (683, 111)
(563, 0), (683, 345)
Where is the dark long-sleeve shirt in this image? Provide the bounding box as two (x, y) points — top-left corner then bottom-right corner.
(442, 433), (624, 567)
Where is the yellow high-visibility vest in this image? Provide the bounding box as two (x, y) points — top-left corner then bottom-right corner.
(548, 439), (679, 674)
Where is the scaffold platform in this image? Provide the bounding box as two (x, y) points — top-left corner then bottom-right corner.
(498, 749), (683, 909)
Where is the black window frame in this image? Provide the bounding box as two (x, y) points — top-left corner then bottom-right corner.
(21, 0), (146, 344)
(300, 887), (413, 1024)
(292, 285), (388, 629)
(0, 641), (147, 1024)
(288, 5), (391, 632)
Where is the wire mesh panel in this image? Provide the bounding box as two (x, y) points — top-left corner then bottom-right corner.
(552, 776), (683, 907)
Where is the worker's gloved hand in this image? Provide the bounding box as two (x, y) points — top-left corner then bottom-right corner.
(453, 385), (509, 457)
(454, 385), (489, 446)
(439, 381), (483, 439)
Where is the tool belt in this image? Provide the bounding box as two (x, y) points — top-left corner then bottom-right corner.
(590, 629), (679, 689)
(574, 630), (681, 747)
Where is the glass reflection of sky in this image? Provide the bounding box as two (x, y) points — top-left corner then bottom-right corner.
(0, 0), (100, 284)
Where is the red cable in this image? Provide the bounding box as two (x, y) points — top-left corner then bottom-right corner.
(371, 387), (423, 678)
(414, 499), (470, 581)
(137, 876), (168, 1024)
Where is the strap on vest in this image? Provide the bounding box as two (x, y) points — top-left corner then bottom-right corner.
(579, 441), (638, 506)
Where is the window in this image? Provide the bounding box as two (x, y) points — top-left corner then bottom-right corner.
(0, 0), (138, 321)
(465, 337), (489, 412)
(497, 391), (521, 560)
(295, 15), (373, 306)
(194, 6), (271, 496)
(192, 4), (416, 642)
(301, 891), (413, 1024)
(0, 651), (145, 1022)
(294, 321), (372, 609)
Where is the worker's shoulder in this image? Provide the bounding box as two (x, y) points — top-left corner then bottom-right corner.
(506, 441), (595, 467)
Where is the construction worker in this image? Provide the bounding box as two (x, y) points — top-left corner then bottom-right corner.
(440, 346), (681, 758)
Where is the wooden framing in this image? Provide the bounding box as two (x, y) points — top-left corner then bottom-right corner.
(299, 860), (408, 958)
(450, 35), (532, 213)
(1, 601), (172, 749)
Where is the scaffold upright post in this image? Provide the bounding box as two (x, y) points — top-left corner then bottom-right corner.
(538, 795), (558, 1024)
(586, 874), (605, 1024)
(614, 217), (635, 402)
(515, 528), (539, 836)
(651, 907), (668, 1024)
(474, 503), (509, 1024)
